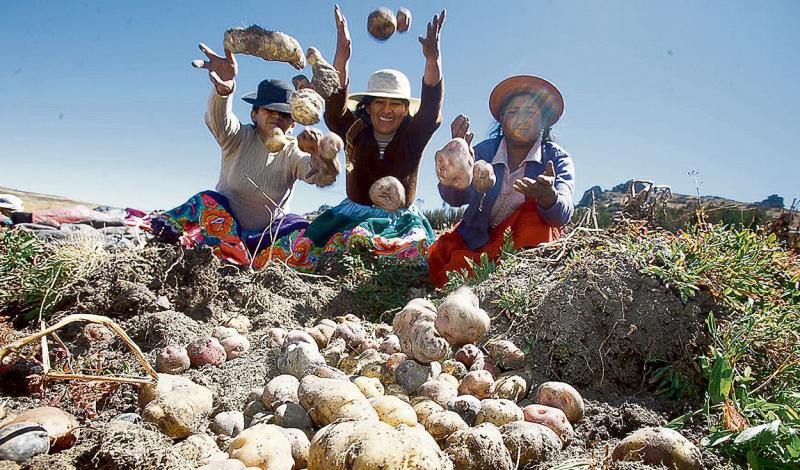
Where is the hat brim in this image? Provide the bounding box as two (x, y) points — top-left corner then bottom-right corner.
(347, 92), (421, 116)
(242, 92), (291, 114)
(489, 75), (564, 127)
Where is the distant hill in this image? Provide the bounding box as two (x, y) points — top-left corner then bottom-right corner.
(0, 186), (102, 212)
(576, 180), (787, 230)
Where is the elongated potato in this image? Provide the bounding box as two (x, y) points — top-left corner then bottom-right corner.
(297, 375), (378, 426)
(307, 47), (341, 99)
(227, 423), (294, 469)
(224, 26), (306, 69)
(370, 395), (417, 426)
(435, 138), (474, 191)
(612, 427), (702, 470)
(533, 381), (585, 423)
(435, 287), (490, 347)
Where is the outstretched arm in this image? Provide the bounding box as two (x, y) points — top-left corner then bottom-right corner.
(193, 43), (242, 151)
(333, 4), (351, 89)
(419, 10), (445, 86)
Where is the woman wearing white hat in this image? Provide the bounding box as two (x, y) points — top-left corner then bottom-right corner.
(272, 6), (446, 270)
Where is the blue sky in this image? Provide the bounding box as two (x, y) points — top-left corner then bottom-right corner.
(1, 0), (798, 213)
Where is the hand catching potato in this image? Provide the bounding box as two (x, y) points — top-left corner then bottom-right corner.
(513, 160), (557, 208)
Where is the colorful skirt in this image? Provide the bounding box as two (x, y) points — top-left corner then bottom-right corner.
(427, 199), (563, 288)
(266, 199), (435, 271)
(151, 190), (309, 269)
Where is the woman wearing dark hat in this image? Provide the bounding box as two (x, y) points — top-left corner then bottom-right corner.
(151, 43), (340, 269)
(428, 75), (576, 287)
(270, 5), (446, 270)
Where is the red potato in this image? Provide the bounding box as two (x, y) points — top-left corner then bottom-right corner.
(283, 330), (318, 351)
(378, 334), (401, 354)
(369, 176), (406, 212)
(454, 344), (483, 368)
(367, 8), (397, 41)
(534, 381), (585, 423)
(522, 404), (574, 447)
(187, 337), (227, 368)
(221, 334), (250, 360)
(435, 138), (474, 191)
(396, 8), (412, 33)
(331, 321), (367, 351)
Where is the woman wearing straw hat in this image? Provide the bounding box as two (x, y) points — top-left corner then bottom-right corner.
(427, 75), (576, 287)
(270, 6), (445, 270)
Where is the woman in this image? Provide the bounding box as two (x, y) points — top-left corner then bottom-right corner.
(428, 75), (575, 287)
(270, 6), (445, 270)
(151, 44), (339, 269)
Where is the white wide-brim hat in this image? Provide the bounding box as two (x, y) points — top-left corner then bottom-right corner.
(0, 194), (23, 212)
(348, 69), (421, 115)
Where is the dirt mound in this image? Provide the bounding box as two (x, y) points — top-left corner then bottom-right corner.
(476, 246), (708, 393)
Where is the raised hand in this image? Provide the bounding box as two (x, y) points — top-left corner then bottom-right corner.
(513, 160), (557, 208)
(192, 43), (237, 96)
(418, 10), (446, 61)
(298, 127), (324, 155)
(333, 4), (352, 87)
(450, 114), (474, 145)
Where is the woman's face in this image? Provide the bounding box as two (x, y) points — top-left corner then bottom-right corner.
(501, 94), (548, 145)
(366, 98), (409, 134)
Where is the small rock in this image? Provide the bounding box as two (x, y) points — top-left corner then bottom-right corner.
(0, 422), (50, 462)
(248, 412), (274, 428)
(83, 323), (113, 342)
(274, 403), (312, 430)
(243, 400), (266, 420)
(8, 406), (79, 451)
(111, 413), (141, 424)
(211, 411), (245, 437)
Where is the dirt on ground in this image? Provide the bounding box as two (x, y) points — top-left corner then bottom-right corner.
(0, 235), (720, 469)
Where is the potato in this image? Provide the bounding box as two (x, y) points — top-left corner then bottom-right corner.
(304, 363), (349, 380)
(339, 348), (384, 375)
(224, 25), (306, 69)
(261, 375), (300, 411)
(396, 7), (412, 33)
(369, 176), (406, 212)
(393, 298), (450, 364)
(187, 337), (227, 368)
(314, 321), (336, 342)
(436, 373), (460, 388)
(377, 334), (401, 354)
(8, 407), (78, 451)
(370, 395), (417, 426)
(198, 459), (248, 470)
(290, 87), (325, 126)
(307, 46), (341, 99)
(386, 352), (409, 372)
(470, 355), (500, 378)
(484, 340), (525, 371)
(139, 374), (214, 438)
(156, 345), (191, 374)
(265, 127), (289, 152)
(353, 376), (385, 399)
(458, 370), (495, 399)
(277, 341), (325, 379)
(448, 395), (482, 426)
(423, 410), (469, 443)
(395, 360), (441, 394)
(331, 321), (367, 351)
(298, 375), (378, 426)
(321, 337), (347, 366)
(308, 419), (452, 469)
(435, 138), (474, 191)
(228, 423), (294, 470)
(418, 380), (458, 408)
(442, 359), (468, 380)
(274, 403), (313, 430)
(612, 427), (702, 470)
(210, 410), (245, 438)
(367, 8), (397, 41)
(493, 375), (527, 402)
(412, 398), (444, 423)
(454, 344), (482, 368)
(435, 287), (490, 347)
(304, 326), (328, 349)
(267, 328), (287, 347)
(356, 339), (380, 353)
(224, 315), (251, 334)
(522, 404), (573, 446)
(444, 423), (513, 470)
(475, 399), (523, 427)
(385, 384), (411, 403)
(278, 427), (311, 469)
(212, 326), (239, 342)
(499, 421), (560, 467)
(360, 361), (394, 385)
(221, 334), (250, 360)
(292, 74), (311, 91)
(472, 160), (497, 193)
(533, 381), (585, 423)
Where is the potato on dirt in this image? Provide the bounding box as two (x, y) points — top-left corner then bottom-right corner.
(278, 427), (311, 469)
(369, 176), (406, 212)
(139, 374), (214, 438)
(396, 7), (412, 32)
(418, 380), (458, 408)
(474, 399), (523, 427)
(534, 381), (585, 423)
(370, 395), (417, 426)
(435, 138), (474, 191)
(522, 404), (574, 446)
(224, 25), (306, 69)
(444, 423), (513, 470)
(393, 297), (450, 363)
(283, 329), (318, 350)
(227, 423), (294, 470)
(472, 160), (497, 193)
(435, 287), (490, 347)
(367, 8), (397, 41)
(493, 374), (527, 402)
(298, 375), (378, 426)
(6, 407), (78, 452)
(267, 327), (287, 346)
(304, 326), (328, 349)
(422, 410), (468, 443)
(277, 341), (325, 379)
(458, 370), (495, 399)
(261, 374), (300, 411)
(187, 337), (227, 368)
(612, 427), (702, 470)
(308, 419), (452, 470)
(331, 321), (367, 351)
(484, 339), (525, 370)
(454, 344), (483, 368)
(155, 345), (191, 374)
(499, 421), (560, 467)
(220, 334), (250, 360)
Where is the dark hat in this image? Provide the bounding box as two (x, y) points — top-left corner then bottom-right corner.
(242, 79), (293, 113)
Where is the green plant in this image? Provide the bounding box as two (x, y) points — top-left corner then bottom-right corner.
(443, 228), (517, 290)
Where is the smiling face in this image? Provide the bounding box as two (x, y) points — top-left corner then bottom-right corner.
(366, 97), (409, 134)
(500, 93), (552, 145)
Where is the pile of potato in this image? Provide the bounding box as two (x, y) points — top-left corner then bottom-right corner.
(155, 316), (252, 374)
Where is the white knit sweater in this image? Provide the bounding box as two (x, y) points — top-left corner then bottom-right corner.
(206, 90), (319, 231)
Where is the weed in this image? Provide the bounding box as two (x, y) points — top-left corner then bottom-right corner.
(443, 228), (517, 290)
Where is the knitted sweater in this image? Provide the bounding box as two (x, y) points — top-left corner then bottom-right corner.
(206, 90), (323, 231)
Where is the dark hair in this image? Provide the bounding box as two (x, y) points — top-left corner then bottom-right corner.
(251, 105), (291, 125)
(489, 90), (557, 143)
